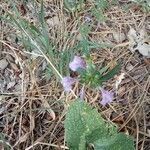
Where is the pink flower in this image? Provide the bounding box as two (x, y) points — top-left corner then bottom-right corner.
(69, 56), (86, 71)
(61, 77), (76, 92)
(100, 88), (114, 106)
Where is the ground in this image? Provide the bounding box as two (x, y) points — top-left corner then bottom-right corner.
(0, 0), (150, 150)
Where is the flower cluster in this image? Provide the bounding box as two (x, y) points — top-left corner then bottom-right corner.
(99, 88), (114, 106)
(61, 77), (76, 92)
(61, 56), (86, 92)
(61, 56), (114, 106)
(69, 56), (86, 71)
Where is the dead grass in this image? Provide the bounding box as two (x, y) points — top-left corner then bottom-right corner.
(0, 0), (150, 150)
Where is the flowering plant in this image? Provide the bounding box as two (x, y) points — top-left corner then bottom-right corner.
(61, 55), (120, 106)
(61, 49), (134, 150)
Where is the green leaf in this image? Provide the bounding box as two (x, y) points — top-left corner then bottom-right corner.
(79, 24), (92, 38)
(39, 0), (45, 24)
(93, 133), (135, 150)
(79, 133), (87, 150)
(95, 0), (109, 10)
(99, 65), (109, 75)
(29, 24), (42, 35)
(100, 64), (121, 82)
(91, 7), (106, 22)
(38, 0), (50, 48)
(64, 100), (106, 149)
(64, 100), (135, 150)
(64, 0), (84, 12)
(86, 125), (117, 144)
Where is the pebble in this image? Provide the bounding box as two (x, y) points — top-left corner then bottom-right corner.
(0, 59), (8, 70)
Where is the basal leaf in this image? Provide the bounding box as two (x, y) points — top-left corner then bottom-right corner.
(64, 100), (135, 150)
(93, 133), (135, 150)
(64, 100), (106, 149)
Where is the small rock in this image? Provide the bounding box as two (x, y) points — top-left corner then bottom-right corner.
(113, 32), (126, 43)
(136, 43), (150, 58)
(125, 63), (134, 71)
(14, 83), (22, 92)
(0, 107), (5, 114)
(0, 59), (8, 70)
(128, 27), (150, 57)
(7, 81), (16, 90)
(46, 16), (60, 27)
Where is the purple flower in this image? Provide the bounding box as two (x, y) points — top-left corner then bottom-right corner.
(61, 76), (76, 92)
(100, 88), (114, 106)
(69, 56), (86, 71)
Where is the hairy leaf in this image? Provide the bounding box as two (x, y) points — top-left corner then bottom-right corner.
(64, 100), (135, 150)
(93, 133), (134, 150)
(64, 100), (106, 149)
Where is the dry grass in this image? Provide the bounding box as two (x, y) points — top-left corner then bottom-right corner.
(0, 0), (150, 150)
